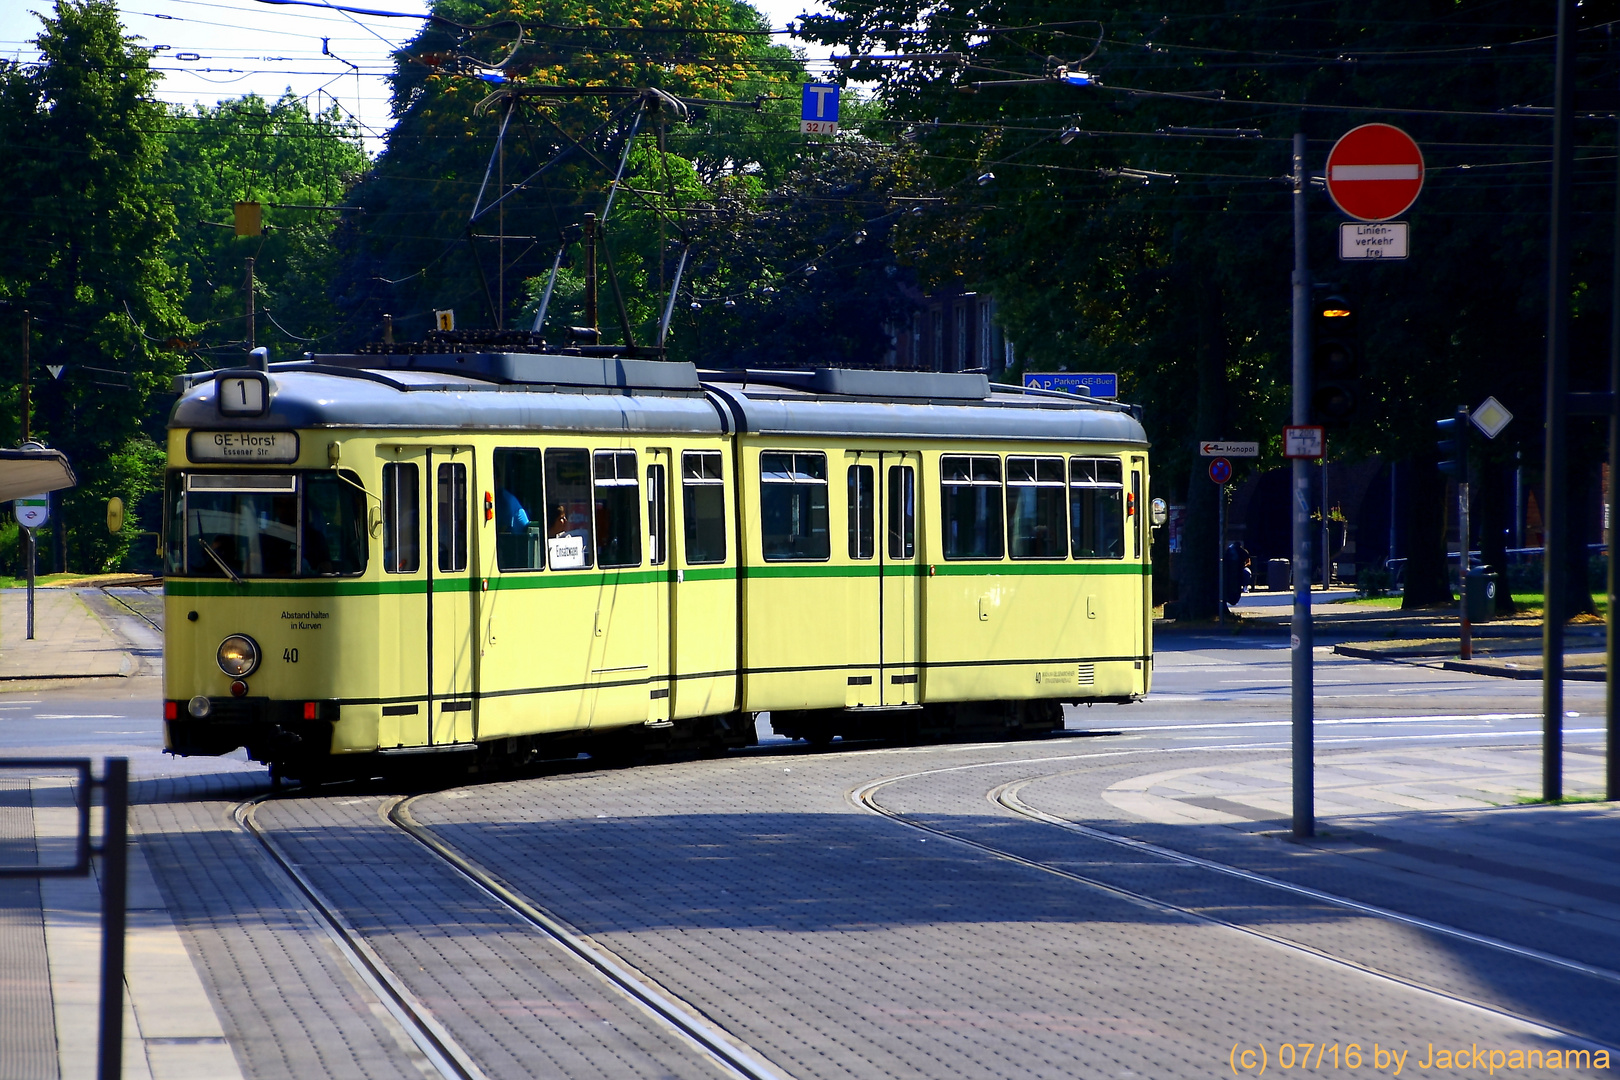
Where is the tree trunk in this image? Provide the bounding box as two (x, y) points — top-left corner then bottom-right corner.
(1175, 266), (1228, 620)
(1402, 449), (1452, 608)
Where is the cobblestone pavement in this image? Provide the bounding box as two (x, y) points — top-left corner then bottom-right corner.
(401, 740), (1614, 1080)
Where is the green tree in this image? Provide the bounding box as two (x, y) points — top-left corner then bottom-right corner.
(0, 0), (188, 571)
(160, 93), (368, 364)
(802, 1), (1613, 615)
(334, 0), (804, 343)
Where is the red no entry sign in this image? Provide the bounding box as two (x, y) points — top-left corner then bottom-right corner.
(1326, 123), (1424, 222)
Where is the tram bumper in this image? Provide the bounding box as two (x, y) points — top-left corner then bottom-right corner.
(164, 697), (337, 761)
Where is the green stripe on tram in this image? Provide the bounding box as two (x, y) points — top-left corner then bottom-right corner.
(164, 558), (1150, 597)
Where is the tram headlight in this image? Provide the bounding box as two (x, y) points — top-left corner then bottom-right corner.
(217, 635), (260, 678)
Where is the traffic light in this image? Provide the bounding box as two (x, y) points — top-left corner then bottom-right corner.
(1311, 295), (1359, 424)
(1436, 407), (1469, 478)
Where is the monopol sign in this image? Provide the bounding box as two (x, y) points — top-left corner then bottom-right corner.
(800, 84), (840, 135)
(1340, 221), (1408, 260)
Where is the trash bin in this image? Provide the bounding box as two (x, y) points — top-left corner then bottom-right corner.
(1267, 558), (1291, 591)
(1465, 566), (1495, 622)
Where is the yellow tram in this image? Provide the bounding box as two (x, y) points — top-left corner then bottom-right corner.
(162, 345), (1152, 777)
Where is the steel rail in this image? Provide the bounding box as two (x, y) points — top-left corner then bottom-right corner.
(849, 768), (1619, 1055)
(235, 796), (490, 1080)
(992, 778), (1620, 987)
(389, 795), (794, 1080)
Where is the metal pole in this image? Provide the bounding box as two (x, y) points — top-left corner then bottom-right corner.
(1291, 131), (1315, 838)
(1321, 459), (1330, 589)
(97, 757), (128, 1080)
(1459, 478), (1472, 660)
(1218, 484), (1226, 627)
(20, 310), (29, 443)
(584, 213), (599, 333)
(245, 257), (255, 352)
(24, 525), (34, 640)
(1543, 0), (1576, 803)
(1607, 74), (1620, 802)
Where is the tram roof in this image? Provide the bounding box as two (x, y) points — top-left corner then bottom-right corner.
(169, 353), (1147, 446)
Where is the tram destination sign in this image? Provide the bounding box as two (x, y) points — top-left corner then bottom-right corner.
(188, 430), (299, 464)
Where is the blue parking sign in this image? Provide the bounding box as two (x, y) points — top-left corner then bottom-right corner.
(800, 83), (840, 134)
(1021, 372), (1118, 399)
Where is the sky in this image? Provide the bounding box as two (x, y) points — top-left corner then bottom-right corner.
(0, 0), (836, 155)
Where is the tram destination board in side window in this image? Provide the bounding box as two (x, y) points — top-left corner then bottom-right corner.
(188, 430), (299, 464)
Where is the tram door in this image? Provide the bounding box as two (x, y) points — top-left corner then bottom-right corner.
(1130, 456), (1147, 667)
(377, 449), (429, 748)
(880, 451), (923, 706)
(427, 447), (478, 744)
(646, 449), (672, 723)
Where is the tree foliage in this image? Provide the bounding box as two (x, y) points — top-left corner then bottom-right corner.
(0, 0), (188, 571)
(160, 93), (368, 363)
(802, 0), (1619, 614)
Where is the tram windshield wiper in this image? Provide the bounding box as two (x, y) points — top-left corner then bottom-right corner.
(199, 535), (246, 586)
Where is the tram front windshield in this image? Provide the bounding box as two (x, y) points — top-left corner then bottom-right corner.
(166, 471), (367, 578)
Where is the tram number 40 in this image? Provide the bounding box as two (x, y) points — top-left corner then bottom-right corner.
(283, 648), (299, 664)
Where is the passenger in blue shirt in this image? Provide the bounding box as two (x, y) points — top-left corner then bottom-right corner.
(495, 487), (529, 532)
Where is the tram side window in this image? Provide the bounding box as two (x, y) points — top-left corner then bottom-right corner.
(760, 451), (829, 561)
(682, 451), (727, 564)
(544, 448), (595, 569)
(303, 472), (368, 575)
(940, 455), (1004, 560)
(593, 450), (642, 568)
(1006, 456), (1067, 559)
(887, 465), (915, 559)
(382, 463), (420, 573)
(1070, 457), (1125, 559)
(493, 449), (544, 571)
(847, 464), (874, 560)
(437, 462), (467, 573)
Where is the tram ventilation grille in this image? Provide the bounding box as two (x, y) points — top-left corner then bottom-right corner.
(1077, 663), (1096, 686)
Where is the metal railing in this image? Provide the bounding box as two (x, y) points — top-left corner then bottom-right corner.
(0, 757), (128, 1080)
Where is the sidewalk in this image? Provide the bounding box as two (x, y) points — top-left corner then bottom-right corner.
(0, 585), (162, 687)
(0, 775), (244, 1080)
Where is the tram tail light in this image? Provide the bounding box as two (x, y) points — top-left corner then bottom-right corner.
(164, 701), (178, 721)
(303, 701), (319, 720)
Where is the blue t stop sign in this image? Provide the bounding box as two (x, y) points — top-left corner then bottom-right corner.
(800, 84), (840, 133)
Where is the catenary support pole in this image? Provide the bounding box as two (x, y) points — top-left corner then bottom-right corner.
(1543, 0), (1575, 803)
(245, 257), (255, 352)
(1291, 131), (1315, 838)
(1608, 74), (1620, 802)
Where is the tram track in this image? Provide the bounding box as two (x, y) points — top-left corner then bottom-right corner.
(236, 789), (792, 1080)
(850, 761), (1620, 1054)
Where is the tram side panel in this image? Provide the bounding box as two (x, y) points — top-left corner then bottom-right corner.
(919, 445), (1147, 705)
(735, 440), (857, 713)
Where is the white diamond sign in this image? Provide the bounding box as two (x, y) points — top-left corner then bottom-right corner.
(1471, 396), (1512, 440)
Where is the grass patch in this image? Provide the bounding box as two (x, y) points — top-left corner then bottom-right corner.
(1514, 793), (1610, 806)
(1510, 593), (1607, 622)
(1332, 595), (1403, 608)
(0, 572), (152, 590)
